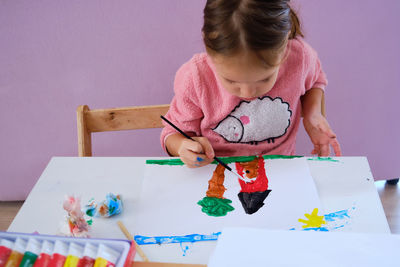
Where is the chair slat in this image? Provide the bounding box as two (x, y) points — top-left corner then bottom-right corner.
(85, 104), (170, 132)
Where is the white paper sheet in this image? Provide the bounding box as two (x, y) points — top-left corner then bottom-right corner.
(133, 158), (323, 236)
(209, 227), (400, 267)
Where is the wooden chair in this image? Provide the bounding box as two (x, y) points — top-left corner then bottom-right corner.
(76, 104), (170, 156)
(77, 94), (325, 156)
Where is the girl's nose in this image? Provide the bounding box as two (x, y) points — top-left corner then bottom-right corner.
(240, 84), (256, 98)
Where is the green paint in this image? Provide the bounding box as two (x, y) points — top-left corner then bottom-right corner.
(197, 197), (234, 217)
(146, 155), (304, 166)
(86, 209), (95, 217)
(19, 251), (38, 267)
(86, 219), (93, 225)
(307, 157), (339, 162)
(146, 158), (185, 165)
(262, 155), (303, 160)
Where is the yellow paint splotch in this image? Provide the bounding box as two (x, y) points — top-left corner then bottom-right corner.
(298, 208), (326, 229)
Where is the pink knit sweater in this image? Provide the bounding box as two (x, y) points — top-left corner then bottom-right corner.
(160, 38), (327, 157)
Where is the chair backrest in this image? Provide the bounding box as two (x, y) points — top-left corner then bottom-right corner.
(77, 104), (170, 156)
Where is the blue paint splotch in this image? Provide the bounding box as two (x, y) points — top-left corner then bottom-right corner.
(135, 232), (221, 245)
(180, 242), (190, 256)
(324, 209), (351, 222)
(134, 207), (355, 255)
(292, 207), (355, 232)
(135, 232), (221, 256)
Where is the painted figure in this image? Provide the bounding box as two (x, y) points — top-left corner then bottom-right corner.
(235, 156), (271, 214)
(198, 156), (271, 216)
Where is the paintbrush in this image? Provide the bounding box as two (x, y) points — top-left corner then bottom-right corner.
(160, 115), (251, 183)
(117, 221), (149, 262)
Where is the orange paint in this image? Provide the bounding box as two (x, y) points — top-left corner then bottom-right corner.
(4, 238), (26, 267)
(238, 158), (259, 179)
(4, 251), (24, 267)
(206, 164), (226, 199)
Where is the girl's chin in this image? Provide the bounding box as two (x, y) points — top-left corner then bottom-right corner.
(239, 96), (259, 101)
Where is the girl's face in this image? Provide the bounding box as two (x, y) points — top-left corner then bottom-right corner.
(210, 46), (287, 100)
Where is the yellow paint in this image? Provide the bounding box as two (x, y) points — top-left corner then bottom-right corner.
(298, 208), (326, 229)
(93, 257), (109, 267)
(64, 255), (80, 267)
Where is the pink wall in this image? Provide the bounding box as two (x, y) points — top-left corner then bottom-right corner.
(1, 0), (399, 200)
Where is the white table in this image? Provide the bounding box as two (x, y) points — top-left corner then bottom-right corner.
(8, 157), (390, 264)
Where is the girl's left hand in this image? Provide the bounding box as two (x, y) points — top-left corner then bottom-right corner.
(303, 112), (342, 157)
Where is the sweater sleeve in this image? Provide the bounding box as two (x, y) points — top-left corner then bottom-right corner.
(160, 61), (204, 154)
(302, 40), (328, 92)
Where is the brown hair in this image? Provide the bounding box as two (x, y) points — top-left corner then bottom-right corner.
(202, 0), (303, 57)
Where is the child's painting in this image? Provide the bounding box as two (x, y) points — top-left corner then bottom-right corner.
(133, 156), (325, 237)
(198, 156), (272, 216)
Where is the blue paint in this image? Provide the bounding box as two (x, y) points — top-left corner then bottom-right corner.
(134, 209), (354, 250)
(196, 157), (204, 162)
(134, 232), (221, 245)
(324, 209), (350, 222)
(293, 208), (354, 231)
(302, 227), (329, 231)
(180, 243), (190, 256)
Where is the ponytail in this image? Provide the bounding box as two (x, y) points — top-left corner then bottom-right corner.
(289, 7), (304, 39)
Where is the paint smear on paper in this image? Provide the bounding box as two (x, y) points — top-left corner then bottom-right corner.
(198, 164), (234, 217)
(179, 243), (190, 257)
(146, 155), (341, 166)
(146, 155), (303, 166)
(134, 208), (354, 256)
(298, 208), (326, 229)
(324, 209), (351, 221)
(291, 207), (355, 231)
(206, 164), (226, 199)
(134, 209), (353, 245)
(307, 157), (339, 162)
(197, 197), (234, 217)
(134, 233), (221, 245)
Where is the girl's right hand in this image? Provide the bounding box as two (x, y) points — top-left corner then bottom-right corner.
(178, 137), (215, 168)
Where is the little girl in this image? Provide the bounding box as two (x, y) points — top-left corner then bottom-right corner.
(161, 0), (342, 168)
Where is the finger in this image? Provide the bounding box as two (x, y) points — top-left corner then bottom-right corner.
(194, 155), (213, 166)
(311, 144), (320, 155)
(184, 139), (204, 154)
(319, 144), (330, 157)
(180, 152), (197, 168)
(195, 137), (215, 159)
(330, 138), (342, 156)
(180, 157), (196, 168)
(182, 150), (210, 168)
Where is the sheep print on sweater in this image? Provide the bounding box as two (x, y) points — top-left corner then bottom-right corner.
(160, 38), (327, 156)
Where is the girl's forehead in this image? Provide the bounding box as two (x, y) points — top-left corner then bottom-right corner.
(211, 43), (287, 67)
(210, 50), (280, 82)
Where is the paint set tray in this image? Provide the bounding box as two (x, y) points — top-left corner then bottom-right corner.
(0, 231), (135, 267)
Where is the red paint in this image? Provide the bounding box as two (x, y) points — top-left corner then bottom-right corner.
(76, 256), (95, 267)
(33, 253), (51, 267)
(122, 243), (136, 267)
(48, 253), (66, 267)
(235, 156), (269, 193)
(0, 246), (12, 267)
